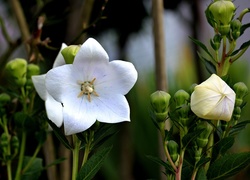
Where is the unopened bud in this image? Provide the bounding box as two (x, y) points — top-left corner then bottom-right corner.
(61, 45), (80, 64)
(167, 140), (179, 162)
(196, 121), (213, 148)
(0, 93), (11, 105)
(210, 34), (222, 50)
(150, 91), (171, 122)
(11, 136), (19, 150)
(230, 19), (242, 40)
(233, 106), (241, 121)
(233, 82), (248, 107)
(26, 64), (40, 88)
(4, 58), (27, 87)
(174, 90), (190, 108)
(0, 133), (9, 148)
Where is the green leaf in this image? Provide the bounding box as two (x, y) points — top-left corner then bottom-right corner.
(197, 52), (216, 74)
(189, 37), (215, 61)
(231, 40), (250, 56)
(196, 167), (207, 180)
(77, 146), (112, 180)
(196, 157), (211, 169)
(182, 128), (204, 149)
(229, 120), (250, 136)
(21, 157), (43, 180)
(48, 120), (73, 150)
(240, 23), (250, 36)
(213, 136), (234, 158)
(44, 157), (66, 169)
(207, 152), (250, 180)
(146, 155), (175, 174)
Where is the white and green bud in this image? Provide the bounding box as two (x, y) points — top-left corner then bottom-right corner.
(196, 121), (213, 148)
(4, 58), (27, 87)
(150, 91), (171, 122)
(174, 90), (190, 108)
(233, 82), (248, 107)
(61, 45), (80, 64)
(167, 140), (179, 162)
(206, 0), (236, 35)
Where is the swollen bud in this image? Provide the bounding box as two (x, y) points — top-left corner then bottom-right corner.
(210, 34), (222, 51)
(4, 59), (27, 87)
(0, 93), (11, 105)
(174, 90), (190, 108)
(61, 45), (80, 64)
(196, 121), (213, 148)
(167, 140), (179, 162)
(150, 91), (171, 122)
(230, 19), (242, 40)
(233, 82), (248, 107)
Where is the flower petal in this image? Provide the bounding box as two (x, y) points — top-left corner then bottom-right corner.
(52, 43), (67, 68)
(32, 74), (47, 100)
(95, 60), (138, 95)
(45, 94), (63, 127)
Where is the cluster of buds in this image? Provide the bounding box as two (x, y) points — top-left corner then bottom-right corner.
(0, 133), (19, 162)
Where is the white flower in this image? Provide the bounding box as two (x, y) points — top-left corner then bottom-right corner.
(45, 38), (138, 135)
(190, 74), (236, 121)
(32, 43), (67, 127)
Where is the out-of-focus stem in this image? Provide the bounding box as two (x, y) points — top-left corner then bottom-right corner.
(9, 0), (30, 54)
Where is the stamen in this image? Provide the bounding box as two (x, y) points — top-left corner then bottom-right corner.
(77, 78), (99, 102)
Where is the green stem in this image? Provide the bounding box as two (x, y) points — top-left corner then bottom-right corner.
(176, 130), (186, 180)
(164, 141), (177, 172)
(72, 135), (81, 180)
(231, 46), (249, 63)
(238, 8), (250, 22)
(204, 128), (214, 172)
(81, 130), (94, 167)
(22, 143), (42, 174)
(14, 131), (27, 180)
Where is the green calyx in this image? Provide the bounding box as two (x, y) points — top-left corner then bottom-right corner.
(230, 19), (242, 40)
(174, 89), (190, 108)
(196, 121), (213, 148)
(233, 82), (248, 107)
(167, 140), (179, 162)
(61, 45), (80, 64)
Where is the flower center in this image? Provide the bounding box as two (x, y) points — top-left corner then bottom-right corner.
(78, 78), (99, 102)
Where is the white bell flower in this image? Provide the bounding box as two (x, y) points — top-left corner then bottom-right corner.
(45, 38), (138, 135)
(191, 74), (236, 121)
(32, 43), (67, 127)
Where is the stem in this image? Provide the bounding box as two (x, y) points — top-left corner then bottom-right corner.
(204, 130), (214, 172)
(15, 131), (27, 180)
(231, 46), (249, 63)
(238, 8), (250, 22)
(22, 143), (42, 174)
(81, 130), (94, 167)
(176, 130), (186, 180)
(72, 135), (81, 180)
(164, 141), (177, 172)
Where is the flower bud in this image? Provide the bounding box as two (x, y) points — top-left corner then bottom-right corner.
(206, 0), (235, 35)
(177, 104), (192, 126)
(4, 58), (27, 87)
(0, 133), (9, 148)
(191, 74), (236, 121)
(174, 90), (190, 108)
(210, 34), (222, 50)
(11, 136), (19, 152)
(61, 45), (80, 64)
(167, 140), (179, 162)
(150, 91), (171, 122)
(196, 121), (213, 148)
(0, 93), (11, 105)
(230, 19), (242, 40)
(233, 82), (248, 107)
(26, 64), (41, 88)
(233, 106), (241, 121)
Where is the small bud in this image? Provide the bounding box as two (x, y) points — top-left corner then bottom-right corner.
(233, 106), (241, 121)
(196, 121), (213, 148)
(177, 104), (192, 126)
(4, 58), (27, 87)
(150, 91), (171, 122)
(167, 140), (179, 162)
(11, 136), (19, 151)
(174, 90), (190, 108)
(27, 64), (40, 78)
(210, 34), (222, 50)
(233, 82), (248, 107)
(61, 45), (80, 64)
(0, 133), (9, 148)
(0, 93), (11, 105)
(206, 0), (236, 35)
(230, 19), (242, 40)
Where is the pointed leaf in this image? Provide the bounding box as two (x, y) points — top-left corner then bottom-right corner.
(207, 152), (250, 180)
(213, 136), (234, 158)
(197, 52), (216, 74)
(189, 37), (215, 61)
(77, 146), (112, 180)
(21, 157), (43, 180)
(147, 155), (175, 174)
(240, 23), (250, 35)
(229, 120), (250, 136)
(48, 120), (73, 150)
(196, 157), (211, 169)
(231, 40), (250, 56)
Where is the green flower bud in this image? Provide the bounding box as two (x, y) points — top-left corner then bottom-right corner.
(4, 58), (27, 87)
(196, 121), (213, 148)
(174, 90), (190, 108)
(210, 34), (222, 50)
(230, 19), (242, 40)
(0, 133), (9, 148)
(233, 82), (248, 107)
(0, 93), (11, 105)
(188, 84), (197, 95)
(61, 45), (80, 64)
(11, 136), (19, 150)
(167, 140), (179, 162)
(233, 106), (241, 121)
(206, 0), (235, 35)
(27, 64), (40, 78)
(177, 104), (192, 126)
(150, 91), (171, 122)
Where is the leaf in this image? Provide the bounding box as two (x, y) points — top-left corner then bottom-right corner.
(48, 120), (73, 150)
(189, 37), (215, 61)
(197, 52), (217, 74)
(182, 128), (204, 149)
(196, 157), (211, 169)
(213, 136), (234, 158)
(44, 157), (66, 169)
(21, 157), (43, 180)
(240, 23), (250, 36)
(207, 152), (250, 180)
(229, 120), (250, 136)
(77, 146), (112, 180)
(146, 155), (175, 174)
(231, 40), (250, 56)
(196, 167), (207, 180)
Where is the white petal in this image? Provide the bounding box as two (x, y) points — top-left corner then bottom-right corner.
(32, 74), (47, 100)
(45, 94), (63, 127)
(95, 60), (138, 95)
(45, 64), (80, 103)
(73, 38), (109, 79)
(52, 43), (67, 68)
